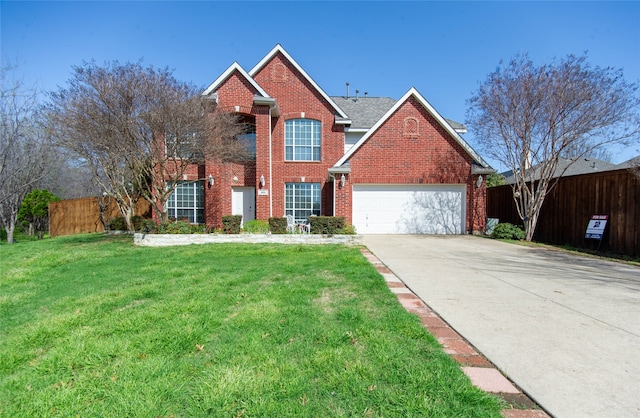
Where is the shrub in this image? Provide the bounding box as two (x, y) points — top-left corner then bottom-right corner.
(491, 223), (525, 240)
(190, 224), (207, 234)
(131, 216), (145, 231)
(141, 219), (158, 233)
(243, 219), (270, 234)
(158, 220), (192, 234)
(269, 217), (287, 234)
(18, 189), (60, 239)
(309, 216), (346, 235)
(222, 215), (242, 234)
(336, 223), (357, 235)
(108, 216), (127, 231)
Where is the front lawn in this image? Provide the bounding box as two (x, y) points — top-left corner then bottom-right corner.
(1, 234), (503, 417)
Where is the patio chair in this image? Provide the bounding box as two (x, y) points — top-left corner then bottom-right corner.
(286, 214), (296, 233)
(299, 221), (310, 234)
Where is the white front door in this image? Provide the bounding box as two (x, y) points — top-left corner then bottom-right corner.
(232, 187), (255, 226)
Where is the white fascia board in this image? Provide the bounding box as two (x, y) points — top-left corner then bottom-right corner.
(249, 44), (350, 120)
(201, 62), (270, 98)
(334, 117), (352, 125)
(334, 87), (490, 169)
(344, 127), (369, 133)
(455, 127), (468, 134)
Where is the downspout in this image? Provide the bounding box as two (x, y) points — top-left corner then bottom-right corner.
(268, 107), (273, 217)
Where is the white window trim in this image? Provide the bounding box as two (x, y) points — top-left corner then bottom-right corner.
(285, 182), (321, 223)
(167, 181), (204, 224)
(285, 119), (321, 161)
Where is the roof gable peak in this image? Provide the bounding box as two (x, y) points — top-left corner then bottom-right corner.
(249, 44), (349, 119)
(202, 61), (269, 98)
(334, 87), (489, 168)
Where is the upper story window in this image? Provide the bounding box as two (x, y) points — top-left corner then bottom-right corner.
(165, 131), (202, 160)
(237, 123), (256, 159)
(285, 119), (321, 161)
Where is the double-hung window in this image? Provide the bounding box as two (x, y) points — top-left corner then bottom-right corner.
(285, 183), (321, 223)
(166, 181), (204, 223)
(166, 131), (202, 160)
(285, 119), (321, 161)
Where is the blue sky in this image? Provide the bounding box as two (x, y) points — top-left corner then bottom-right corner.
(2, 1), (639, 168)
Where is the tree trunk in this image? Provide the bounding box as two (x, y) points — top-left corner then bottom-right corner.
(5, 222), (15, 244)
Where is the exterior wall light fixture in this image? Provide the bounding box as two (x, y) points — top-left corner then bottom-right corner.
(208, 174), (215, 187)
(340, 174), (346, 188)
(260, 175), (265, 187)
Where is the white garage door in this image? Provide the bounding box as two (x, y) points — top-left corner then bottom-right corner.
(352, 184), (466, 234)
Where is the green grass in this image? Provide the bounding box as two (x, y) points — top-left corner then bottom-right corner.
(1, 234), (503, 417)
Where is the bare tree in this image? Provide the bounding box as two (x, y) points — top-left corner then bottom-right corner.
(46, 61), (247, 229)
(0, 65), (54, 243)
(467, 54), (640, 241)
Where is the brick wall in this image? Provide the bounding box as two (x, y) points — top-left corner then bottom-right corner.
(195, 49), (487, 232)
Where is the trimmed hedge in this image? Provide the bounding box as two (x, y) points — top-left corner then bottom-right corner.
(222, 215), (242, 234)
(269, 217), (287, 234)
(491, 223), (525, 240)
(309, 216), (346, 235)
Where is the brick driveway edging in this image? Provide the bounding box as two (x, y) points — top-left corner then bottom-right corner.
(360, 248), (551, 418)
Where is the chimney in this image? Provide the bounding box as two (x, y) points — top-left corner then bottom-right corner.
(355, 89), (359, 101)
(364, 92), (368, 98)
(346, 82), (350, 99)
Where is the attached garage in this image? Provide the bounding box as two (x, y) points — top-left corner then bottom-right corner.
(352, 184), (466, 234)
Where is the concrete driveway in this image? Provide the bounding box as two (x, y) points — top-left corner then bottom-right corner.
(364, 235), (640, 418)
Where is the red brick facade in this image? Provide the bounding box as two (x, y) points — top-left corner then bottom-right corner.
(181, 45), (491, 233)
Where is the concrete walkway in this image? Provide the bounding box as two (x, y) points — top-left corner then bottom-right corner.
(364, 235), (640, 418)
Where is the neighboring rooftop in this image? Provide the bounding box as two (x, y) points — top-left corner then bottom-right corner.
(615, 155), (640, 170)
(503, 157), (618, 184)
(331, 95), (467, 133)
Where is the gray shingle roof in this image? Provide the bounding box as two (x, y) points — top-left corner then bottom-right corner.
(330, 96), (466, 132)
(615, 155), (640, 169)
(330, 96), (396, 129)
(503, 157), (618, 184)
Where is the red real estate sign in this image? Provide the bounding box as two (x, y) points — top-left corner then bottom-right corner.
(585, 215), (608, 240)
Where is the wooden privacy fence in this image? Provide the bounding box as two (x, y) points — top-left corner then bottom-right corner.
(487, 169), (639, 257)
(49, 197), (151, 237)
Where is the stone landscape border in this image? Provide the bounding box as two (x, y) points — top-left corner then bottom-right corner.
(134, 233), (363, 247)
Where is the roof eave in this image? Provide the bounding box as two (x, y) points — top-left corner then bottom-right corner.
(253, 95), (280, 117)
(334, 117), (352, 126)
(202, 62), (270, 98)
(328, 165), (352, 174)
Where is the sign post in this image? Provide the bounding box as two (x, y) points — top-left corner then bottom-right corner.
(585, 215), (608, 250)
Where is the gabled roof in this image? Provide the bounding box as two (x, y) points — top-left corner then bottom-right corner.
(201, 62), (270, 98)
(333, 87), (490, 169)
(331, 96), (397, 130)
(332, 95), (467, 133)
(250, 44), (350, 121)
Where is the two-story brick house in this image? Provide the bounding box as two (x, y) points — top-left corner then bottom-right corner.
(166, 45), (493, 234)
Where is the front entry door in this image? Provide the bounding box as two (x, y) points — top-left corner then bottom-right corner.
(232, 187), (255, 226)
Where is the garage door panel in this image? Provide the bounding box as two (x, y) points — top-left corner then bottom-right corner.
(353, 185), (465, 234)
(399, 190), (463, 234)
